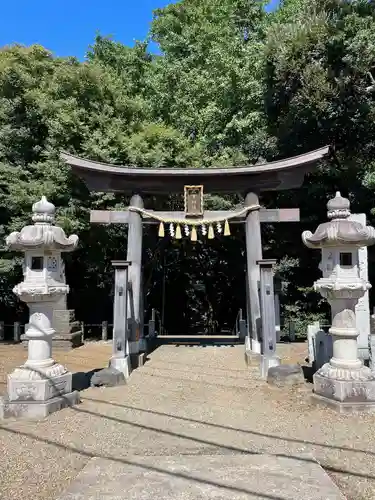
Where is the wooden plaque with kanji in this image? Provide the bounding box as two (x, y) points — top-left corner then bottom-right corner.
(184, 185), (203, 217)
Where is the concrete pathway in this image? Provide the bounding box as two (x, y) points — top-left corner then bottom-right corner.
(57, 454), (345, 500)
(0, 344), (374, 499)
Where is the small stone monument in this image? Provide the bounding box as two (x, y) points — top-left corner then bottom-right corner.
(21, 272), (82, 350)
(302, 192), (375, 412)
(0, 196), (80, 419)
(349, 213), (371, 360)
(51, 305), (82, 350)
(307, 321), (333, 371)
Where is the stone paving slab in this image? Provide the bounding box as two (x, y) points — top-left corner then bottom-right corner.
(57, 453), (346, 500)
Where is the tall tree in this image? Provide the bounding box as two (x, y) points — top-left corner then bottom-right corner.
(148, 0), (276, 165)
(3, 0), (375, 333)
(263, 0), (375, 323)
(0, 43), (198, 324)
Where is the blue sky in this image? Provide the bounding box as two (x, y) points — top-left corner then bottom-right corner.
(0, 0), (279, 59)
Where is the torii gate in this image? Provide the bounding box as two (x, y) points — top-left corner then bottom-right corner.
(61, 146), (330, 372)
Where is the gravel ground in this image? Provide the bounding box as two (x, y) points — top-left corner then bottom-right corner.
(0, 341), (374, 500)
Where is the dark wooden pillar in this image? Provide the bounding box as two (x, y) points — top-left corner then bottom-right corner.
(126, 194), (144, 357)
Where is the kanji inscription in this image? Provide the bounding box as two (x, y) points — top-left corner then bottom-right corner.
(184, 185), (203, 217)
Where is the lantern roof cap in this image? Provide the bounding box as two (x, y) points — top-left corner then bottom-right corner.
(32, 196), (56, 224)
(302, 192), (375, 248)
(6, 196), (78, 252)
(327, 192), (350, 219)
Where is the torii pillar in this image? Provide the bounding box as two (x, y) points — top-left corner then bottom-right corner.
(126, 194), (145, 367)
(245, 192), (262, 354)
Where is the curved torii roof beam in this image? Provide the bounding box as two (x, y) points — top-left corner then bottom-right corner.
(61, 145), (331, 194)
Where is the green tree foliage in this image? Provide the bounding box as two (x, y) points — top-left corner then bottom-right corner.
(263, 0), (375, 327)
(2, 0), (375, 334)
(0, 43), (198, 325)
(266, 0), (375, 159)
(149, 0), (276, 164)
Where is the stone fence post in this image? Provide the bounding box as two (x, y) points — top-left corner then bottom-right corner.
(110, 260), (131, 379)
(102, 321), (108, 341)
(13, 322), (21, 343)
(257, 259), (281, 378)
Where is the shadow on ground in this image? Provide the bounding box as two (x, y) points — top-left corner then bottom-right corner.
(72, 369), (102, 391)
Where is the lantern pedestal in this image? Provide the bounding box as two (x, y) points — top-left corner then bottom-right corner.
(312, 287), (375, 412)
(312, 377), (375, 413)
(0, 288), (80, 419)
(0, 390), (80, 420)
(0, 196), (79, 420)
(302, 192), (375, 413)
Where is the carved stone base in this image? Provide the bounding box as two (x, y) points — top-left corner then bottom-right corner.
(8, 371), (72, 401)
(0, 391), (80, 420)
(311, 393), (375, 414)
(260, 355), (281, 379)
(109, 355), (131, 379)
(317, 362), (372, 381)
(313, 372), (375, 413)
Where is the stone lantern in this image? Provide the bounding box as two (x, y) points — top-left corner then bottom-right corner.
(302, 192), (375, 412)
(0, 196), (80, 419)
